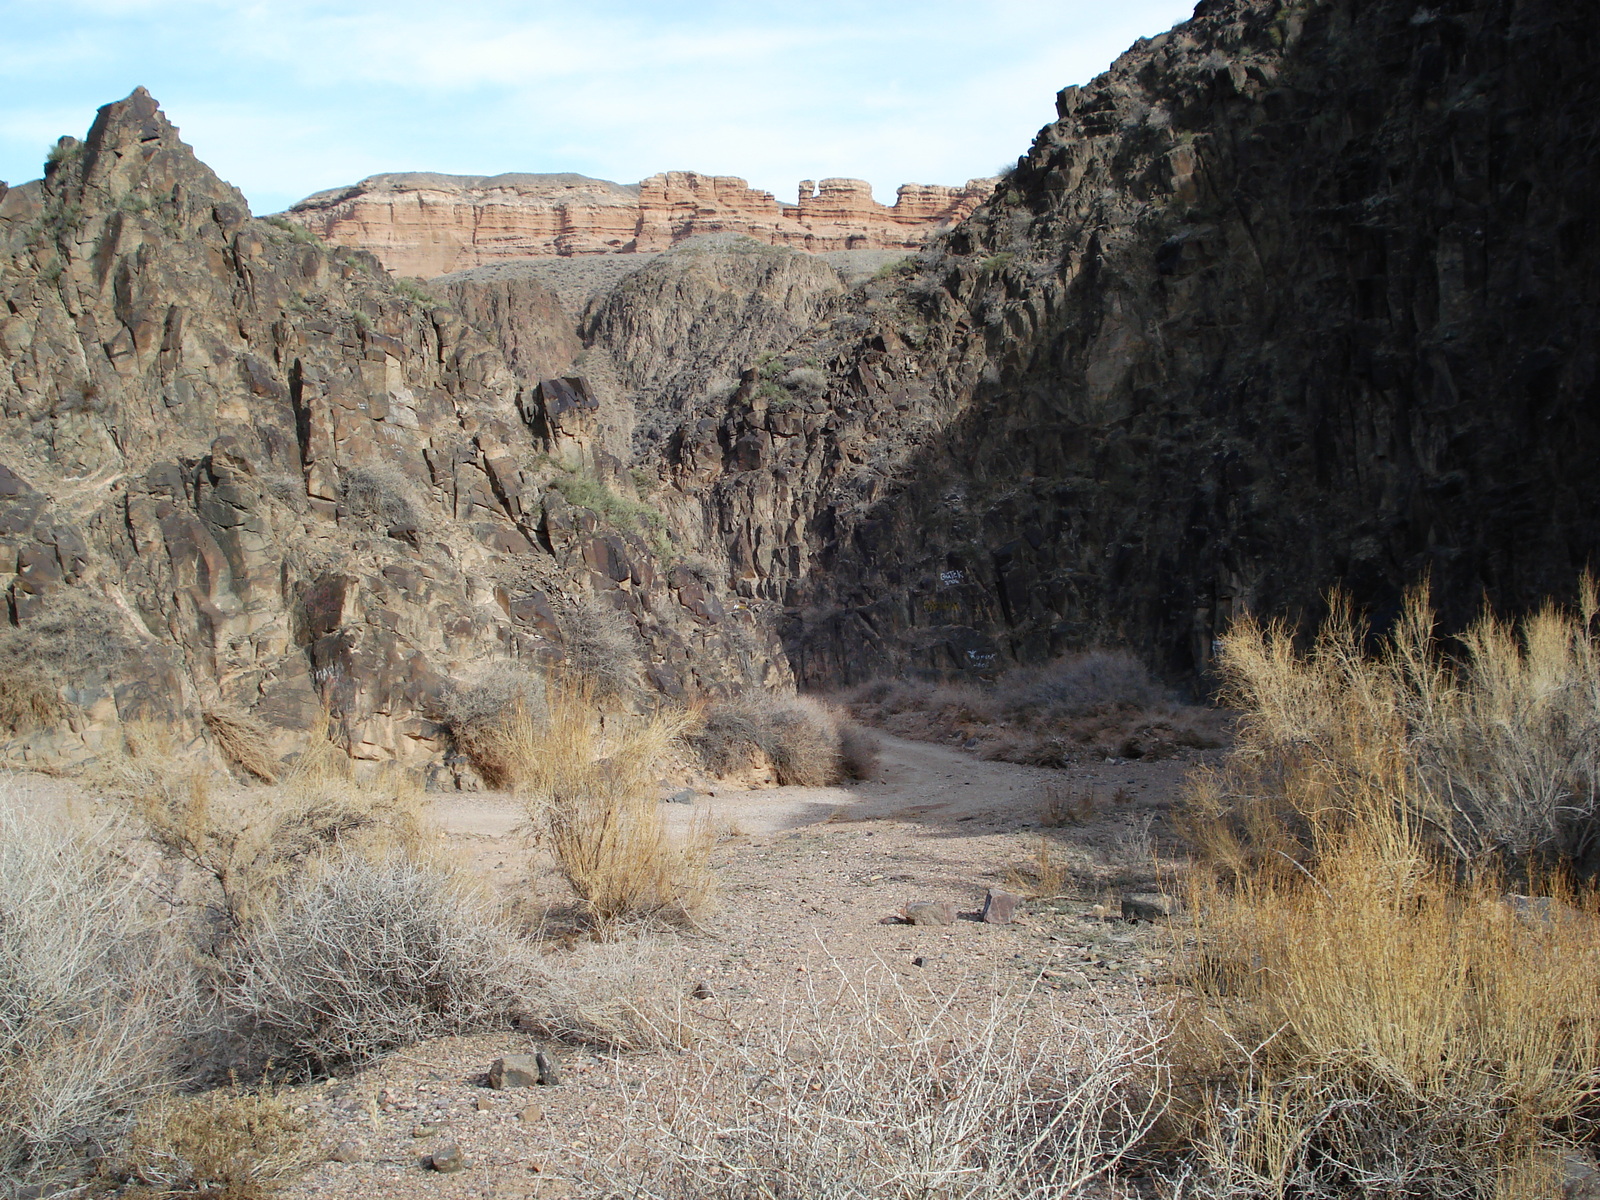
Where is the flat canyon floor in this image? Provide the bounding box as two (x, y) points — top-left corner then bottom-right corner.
(271, 733), (1215, 1200)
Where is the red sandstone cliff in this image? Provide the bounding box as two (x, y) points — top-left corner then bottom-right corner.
(285, 170), (994, 277)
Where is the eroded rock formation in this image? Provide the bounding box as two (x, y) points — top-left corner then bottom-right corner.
(2, 0), (1595, 776)
(285, 171), (995, 277)
(0, 90), (782, 774)
(660, 0), (1600, 687)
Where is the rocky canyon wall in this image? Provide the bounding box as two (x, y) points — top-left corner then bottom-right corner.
(656, 0), (1600, 687)
(0, 91), (783, 775)
(2, 0), (1595, 775)
(285, 171), (995, 278)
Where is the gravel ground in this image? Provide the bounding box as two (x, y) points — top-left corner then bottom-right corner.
(279, 734), (1209, 1200)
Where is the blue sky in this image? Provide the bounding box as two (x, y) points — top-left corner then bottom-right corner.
(1, 0), (1197, 216)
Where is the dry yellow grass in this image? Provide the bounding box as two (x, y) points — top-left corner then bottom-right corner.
(119, 1085), (312, 1199)
(112, 715), (422, 930)
(484, 679), (713, 928)
(1173, 581), (1600, 1198)
(1185, 578), (1600, 879)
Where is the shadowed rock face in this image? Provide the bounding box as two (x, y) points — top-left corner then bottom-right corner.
(0, 88), (782, 772)
(655, 0), (1600, 686)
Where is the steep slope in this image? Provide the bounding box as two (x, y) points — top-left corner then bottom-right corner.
(0, 90), (777, 772)
(660, 0), (1600, 685)
(583, 235), (849, 451)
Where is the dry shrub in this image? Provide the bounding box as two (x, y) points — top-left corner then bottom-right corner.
(203, 706), (278, 782)
(520, 937), (691, 1051)
(0, 588), (136, 733)
(440, 663), (545, 788)
(691, 692), (848, 786)
(118, 1085), (312, 1199)
(220, 853), (528, 1076)
(1039, 781), (1097, 826)
(0, 794), (189, 1187)
(1171, 580), (1600, 1198)
(116, 717), (421, 931)
(1187, 579), (1600, 879)
(559, 597), (643, 700)
(838, 721), (880, 780)
(1171, 813), (1600, 1198)
(1004, 834), (1071, 899)
(490, 679), (711, 927)
(582, 974), (1167, 1199)
(845, 649), (1225, 766)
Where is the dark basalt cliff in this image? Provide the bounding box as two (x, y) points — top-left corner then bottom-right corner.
(663, 0), (1600, 685)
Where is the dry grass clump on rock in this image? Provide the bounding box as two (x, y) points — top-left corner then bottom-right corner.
(559, 596), (644, 700)
(584, 975), (1167, 1199)
(846, 648), (1226, 766)
(1169, 580), (1600, 1198)
(0, 588), (137, 733)
(691, 691), (877, 785)
(202, 704), (279, 782)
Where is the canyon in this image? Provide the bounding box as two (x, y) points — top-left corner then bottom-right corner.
(0, 0), (1595, 779)
(285, 171), (996, 278)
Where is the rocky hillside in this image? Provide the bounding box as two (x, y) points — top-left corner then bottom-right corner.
(284, 170), (994, 277)
(0, 0), (1593, 773)
(0, 90), (781, 775)
(657, 0), (1600, 685)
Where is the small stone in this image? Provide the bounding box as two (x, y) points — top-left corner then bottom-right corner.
(429, 1142), (468, 1173)
(903, 900), (956, 926)
(982, 888), (1022, 924)
(665, 788), (695, 805)
(1565, 1153), (1600, 1200)
(329, 1140), (363, 1164)
(475, 1095), (492, 1112)
(535, 1049), (562, 1086)
(412, 1123), (441, 1138)
(489, 1054), (541, 1089)
(689, 979), (714, 1000)
(518, 1104), (544, 1123)
(1121, 892), (1177, 921)
(911, 955), (926, 967)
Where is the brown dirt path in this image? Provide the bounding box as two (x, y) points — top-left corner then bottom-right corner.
(283, 734), (1215, 1200)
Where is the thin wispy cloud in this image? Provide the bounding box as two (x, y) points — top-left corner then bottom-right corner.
(0, 0), (1197, 215)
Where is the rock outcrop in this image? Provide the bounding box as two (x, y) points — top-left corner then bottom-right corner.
(0, 90), (780, 774)
(285, 171), (995, 277)
(656, 0), (1600, 687)
(3, 0), (1595, 774)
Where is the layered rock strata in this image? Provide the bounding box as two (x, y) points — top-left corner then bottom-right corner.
(0, 91), (780, 773)
(286, 171), (995, 277)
